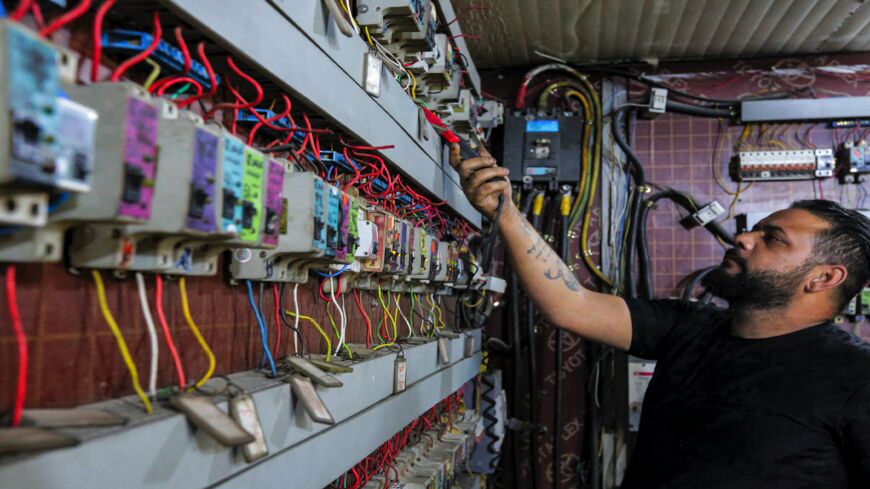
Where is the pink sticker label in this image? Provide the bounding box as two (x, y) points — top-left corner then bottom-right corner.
(118, 97), (159, 220)
(262, 159), (284, 246)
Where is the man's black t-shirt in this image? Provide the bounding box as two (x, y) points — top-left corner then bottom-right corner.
(621, 298), (870, 489)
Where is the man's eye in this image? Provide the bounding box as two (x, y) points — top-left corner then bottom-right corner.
(763, 234), (780, 243)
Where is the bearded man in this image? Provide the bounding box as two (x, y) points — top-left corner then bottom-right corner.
(451, 145), (870, 489)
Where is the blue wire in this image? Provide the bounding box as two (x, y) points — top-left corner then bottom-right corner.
(245, 280), (277, 376)
(314, 264), (350, 277)
(0, 2), (7, 18)
(47, 192), (70, 213)
(859, 184), (868, 209)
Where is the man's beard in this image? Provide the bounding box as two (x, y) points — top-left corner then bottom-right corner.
(701, 250), (813, 310)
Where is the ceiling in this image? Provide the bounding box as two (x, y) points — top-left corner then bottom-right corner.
(450, 0), (870, 68)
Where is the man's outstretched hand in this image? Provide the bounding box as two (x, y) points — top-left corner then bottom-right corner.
(448, 144), (511, 220)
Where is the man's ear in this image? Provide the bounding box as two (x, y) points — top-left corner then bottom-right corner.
(805, 265), (848, 293)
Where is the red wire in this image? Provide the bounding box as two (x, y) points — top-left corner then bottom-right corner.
(91, 0), (116, 83)
(110, 11), (162, 82)
(30, 2), (45, 31)
(9, 0), (33, 21)
(155, 77), (203, 97)
(6, 266), (27, 427)
(40, 0), (92, 37)
(271, 284), (282, 359)
(176, 42), (217, 108)
(155, 275), (186, 389)
(175, 26), (191, 75)
(353, 290), (372, 349)
(246, 96), (292, 145)
(203, 56), (263, 119)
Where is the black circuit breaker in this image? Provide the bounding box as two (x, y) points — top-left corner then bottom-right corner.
(501, 112), (583, 191)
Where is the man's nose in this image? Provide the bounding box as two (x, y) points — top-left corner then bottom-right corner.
(734, 231), (757, 252)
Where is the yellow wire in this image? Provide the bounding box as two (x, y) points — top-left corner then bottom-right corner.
(285, 311), (332, 362)
(462, 289), (486, 308)
(408, 70), (418, 99)
(143, 58), (161, 90)
(364, 26), (374, 46)
(377, 285), (398, 340)
(178, 277), (215, 390)
(92, 270), (153, 414)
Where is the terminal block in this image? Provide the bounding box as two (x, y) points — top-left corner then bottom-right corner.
(732, 149), (834, 181)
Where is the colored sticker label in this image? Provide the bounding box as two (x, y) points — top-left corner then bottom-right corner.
(262, 159), (284, 246)
(336, 193), (351, 262)
(313, 178), (326, 251)
(54, 99), (96, 192)
(347, 200), (359, 260)
(221, 135), (245, 233)
(325, 185), (340, 257)
(8, 26), (59, 185)
(186, 128), (219, 232)
(363, 212), (386, 272)
(239, 148), (265, 242)
(119, 97), (159, 220)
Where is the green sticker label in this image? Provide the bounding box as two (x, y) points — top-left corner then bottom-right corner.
(240, 148), (265, 242)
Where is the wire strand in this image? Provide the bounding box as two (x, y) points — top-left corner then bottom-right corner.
(245, 281), (277, 376)
(6, 266), (27, 426)
(179, 277), (215, 390)
(134, 272), (159, 399)
(92, 270), (153, 413)
(110, 11), (162, 82)
(155, 274), (186, 389)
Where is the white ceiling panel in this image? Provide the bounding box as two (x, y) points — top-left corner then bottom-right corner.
(449, 0), (870, 67)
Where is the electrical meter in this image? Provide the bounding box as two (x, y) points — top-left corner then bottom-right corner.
(0, 20), (60, 189)
(54, 98), (98, 193)
(361, 209), (387, 273)
(54, 82), (159, 223)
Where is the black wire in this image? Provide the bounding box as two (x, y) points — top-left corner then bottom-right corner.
(681, 266), (718, 303)
(611, 107), (646, 298)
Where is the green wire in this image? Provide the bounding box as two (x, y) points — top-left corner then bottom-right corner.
(171, 83), (192, 99)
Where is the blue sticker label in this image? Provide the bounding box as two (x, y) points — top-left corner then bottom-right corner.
(525, 119), (560, 133)
(221, 135), (245, 233)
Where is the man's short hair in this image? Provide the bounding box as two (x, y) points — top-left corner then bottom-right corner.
(790, 199), (870, 310)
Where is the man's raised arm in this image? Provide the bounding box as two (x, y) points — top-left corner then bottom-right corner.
(450, 144), (632, 350)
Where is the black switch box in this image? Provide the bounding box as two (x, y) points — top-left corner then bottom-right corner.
(501, 112), (583, 189)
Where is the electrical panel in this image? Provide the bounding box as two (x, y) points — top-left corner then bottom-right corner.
(837, 141), (870, 184)
(732, 149), (835, 182)
(502, 113), (584, 190)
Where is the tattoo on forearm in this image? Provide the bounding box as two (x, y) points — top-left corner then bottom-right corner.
(514, 209), (581, 292)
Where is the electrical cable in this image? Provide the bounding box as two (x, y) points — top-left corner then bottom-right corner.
(278, 283), (306, 356)
(134, 272), (159, 400)
(142, 58), (161, 90)
(285, 309), (332, 362)
(394, 293), (414, 338)
(681, 266), (718, 303)
(5, 266), (27, 426)
(110, 11), (162, 82)
(179, 277), (216, 390)
(9, 0), (33, 21)
(272, 284), (283, 359)
(155, 274), (186, 389)
(92, 270), (153, 413)
(245, 281), (277, 376)
(39, 0), (92, 37)
(611, 107), (647, 298)
(91, 0), (116, 82)
(353, 289), (373, 349)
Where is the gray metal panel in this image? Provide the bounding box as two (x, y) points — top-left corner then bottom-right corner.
(159, 0), (480, 226)
(741, 96), (870, 122)
(217, 354), (481, 489)
(0, 334), (482, 489)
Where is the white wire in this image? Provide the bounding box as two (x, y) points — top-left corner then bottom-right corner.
(134, 272), (159, 399)
(394, 293), (414, 338)
(344, 0), (360, 33)
(292, 284), (300, 354)
(330, 277), (347, 356)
